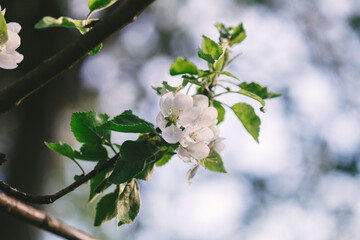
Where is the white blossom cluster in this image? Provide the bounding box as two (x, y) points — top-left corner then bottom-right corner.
(156, 92), (225, 183)
(0, 6), (23, 69)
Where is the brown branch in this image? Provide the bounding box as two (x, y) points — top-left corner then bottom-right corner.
(0, 0), (155, 113)
(0, 153), (118, 204)
(0, 193), (100, 240)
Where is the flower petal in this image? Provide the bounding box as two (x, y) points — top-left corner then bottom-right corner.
(162, 125), (183, 144)
(213, 141), (226, 153)
(5, 29), (21, 51)
(7, 22), (21, 34)
(173, 93), (193, 112)
(193, 127), (214, 142)
(176, 145), (194, 163)
(193, 95), (209, 110)
(187, 142), (210, 160)
(196, 106), (218, 127)
(185, 163), (200, 184)
(210, 125), (220, 138)
(160, 92), (174, 115)
(178, 106), (200, 126)
(0, 51), (19, 69)
(156, 112), (167, 131)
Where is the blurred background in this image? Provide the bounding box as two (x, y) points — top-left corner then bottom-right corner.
(0, 0), (360, 239)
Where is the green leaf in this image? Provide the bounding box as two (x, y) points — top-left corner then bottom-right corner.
(116, 179), (141, 226)
(156, 149), (175, 166)
(237, 89), (266, 108)
(94, 186), (122, 226)
(198, 48), (215, 63)
(88, 0), (117, 13)
(220, 71), (239, 80)
(239, 82), (281, 99)
(201, 35), (223, 60)
(0, 10), (8, 45)
(169, 57), (198, 76)
(88, 159), (112, 203)
(213, 101), (225, 124)
(71, 111), (110, 144)
(74, 144), (108, 162)
(34, 16), (84, 29)
(89, 43), (103, 55)
(200, 150), (226, 173)
(135, 162), (156, 181)
(215, 23), (229, 39)
(103, 110), (154, 133)
(45, 142), (75, 160)
(109, 141), (162, 184)
(230, 23), (246, 45)
(214, 51), (229, 72)
(45, 141), (85, 174)
(162, 81), (177, 92)
(231, 103), (261, 142)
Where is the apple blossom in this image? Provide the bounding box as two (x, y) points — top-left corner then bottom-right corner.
(157, 92), (200, 143)
(0, 6), (23, 69)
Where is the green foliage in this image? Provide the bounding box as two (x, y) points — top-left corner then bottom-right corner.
(156, 148), (175, 166)
(230, 23), (246, 45)
(74, 144), (108, 162)
(34, 16), (84, 29)
(116, 179), (141, 226)
(89, 159), (112, 203)
(239, 82), (281, 99)
(71, 111), (110, 145)
(109, 141), (164, 184)
(170, 57), (198, 76)
(215, 23), (246, 46)
(0, 10), (8, 45)
(200, 150), (226, 173)
(198, 36), (223, 63)
(94, 179), (140, 227)
(213, 101), (225, 124)
(45, 142), (75, 160)
(45, 142), (85, 174)
(88, 0), (117, 14)
(231, 103), (261, 142)
(89, 43), (103, 55)
(237, 89), (266, 108)
(39, 22), (281, 231)
(135, 162), (156, 181)
(94, 185), (122, 226)
(103, 110), (154, 133)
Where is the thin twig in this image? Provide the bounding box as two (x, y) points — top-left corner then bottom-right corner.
(0, 153), (119, 204)
(0, 193), (100, 240)
(0, 0), (155, 113)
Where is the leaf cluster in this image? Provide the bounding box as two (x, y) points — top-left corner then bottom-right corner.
(34, 0), (117, 55)
(154, 23), (280, 143)
(45, 109), (173, 227)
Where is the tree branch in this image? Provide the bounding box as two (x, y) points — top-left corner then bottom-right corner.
(0, 193), (99, 240)
(0, 153), (118, 204)
(0, 0), (155, 113)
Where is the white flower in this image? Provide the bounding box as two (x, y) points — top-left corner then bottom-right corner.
(0, 6), (23, 69)
(157, 92), (200, 143)
(192, 95), (218, 128)
(208, 137), (226, 153)
(208, 125), (226, 153)
(175, 142), (210, 163)
(179, 126), (214, 148)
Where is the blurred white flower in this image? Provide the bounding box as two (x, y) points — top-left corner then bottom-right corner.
(0, 6), (23, 69)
